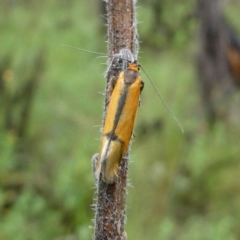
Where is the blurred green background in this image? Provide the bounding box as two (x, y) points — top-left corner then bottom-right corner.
(0, 0), (240, 239)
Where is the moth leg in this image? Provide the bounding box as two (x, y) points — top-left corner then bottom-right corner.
(138, 80), (144, 107)
(138, 99), (142, 107)
(91, 153), (100, 185)
(123, 231), (127, 240)
(110, 76), (118, 90)
(140, 80), (144, 92)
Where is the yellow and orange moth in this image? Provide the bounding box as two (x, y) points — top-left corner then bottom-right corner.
(94, 61), (144, 184)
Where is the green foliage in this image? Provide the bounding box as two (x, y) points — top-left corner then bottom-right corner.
(0, 0), (240, 239)
(138, 0), (197, 48)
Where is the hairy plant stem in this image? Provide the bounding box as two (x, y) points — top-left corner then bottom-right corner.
(94, 0), (139, 239)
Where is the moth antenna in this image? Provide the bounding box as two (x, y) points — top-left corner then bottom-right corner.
(62, 45), (134, 64)
(96, 56), (109, 59)
(62, 44), (109, 56)
(140, 66), (184, 133)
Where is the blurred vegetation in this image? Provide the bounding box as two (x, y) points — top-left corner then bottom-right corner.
(0, 0), (240, 239)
